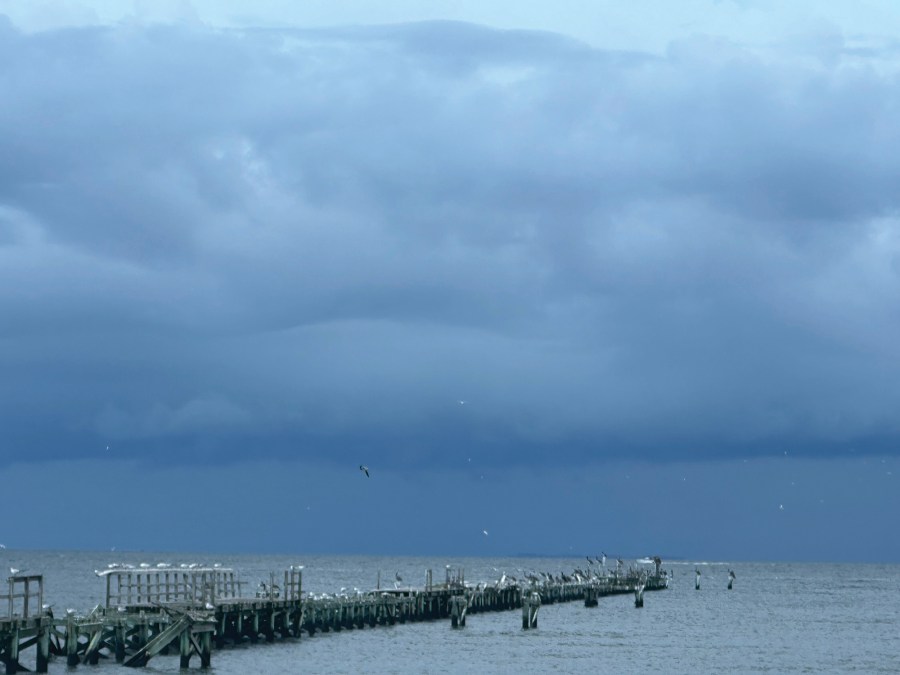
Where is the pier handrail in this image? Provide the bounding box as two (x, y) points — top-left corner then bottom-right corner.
(3, 574), (43, 618)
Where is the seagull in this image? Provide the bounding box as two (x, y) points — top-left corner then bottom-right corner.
(9, 567), (21, 575)
(779, 504), (784, 511)
(458, 400), (466, 405)
(359, 465), (369, 478)
(482, 530), (489, 537)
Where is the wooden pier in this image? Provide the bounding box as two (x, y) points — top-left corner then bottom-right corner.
(1, 561), (668, 671)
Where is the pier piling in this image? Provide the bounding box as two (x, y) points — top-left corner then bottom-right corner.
(522, 592), (540, 630)
(450, 596), (468, 628)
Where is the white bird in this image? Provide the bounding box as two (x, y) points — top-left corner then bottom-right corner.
(139, 563), (151, 568)
(359, 465), (370, 477)
(482, 530), (489, 537)
(9, 567), (20, 575)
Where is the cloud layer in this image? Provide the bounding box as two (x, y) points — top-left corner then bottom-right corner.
(3, 18), (900, 469)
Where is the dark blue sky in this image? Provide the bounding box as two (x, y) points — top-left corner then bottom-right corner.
(2, 3), (899, 562)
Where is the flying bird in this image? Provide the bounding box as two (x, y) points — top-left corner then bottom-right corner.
(359, 465), (369, 478)
(482, 529), (489, 537)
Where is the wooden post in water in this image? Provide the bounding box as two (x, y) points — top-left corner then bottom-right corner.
(521, 592), (540, 629)
(36, 620), (50, 673)
(449, 596), (467, 628)
(695, 569), (701, 591)
(179, 626), (191, 669)
(65, 613), (79, 666)
(6, 625), (19, 675)
(584, 585), (598, 607)
(200, 631), (211, 669)
(634, 583), (645, 608)
(115, 623), (126, 662)
(728, 570), (735, 590)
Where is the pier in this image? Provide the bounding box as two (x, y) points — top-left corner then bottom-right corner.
(1, 560), (668, 671)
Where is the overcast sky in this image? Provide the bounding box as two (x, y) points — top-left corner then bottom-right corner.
(1, 1), (899, 561)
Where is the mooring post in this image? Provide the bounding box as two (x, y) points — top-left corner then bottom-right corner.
(695, 569), (701, 591)
(728, 570), (735, 590)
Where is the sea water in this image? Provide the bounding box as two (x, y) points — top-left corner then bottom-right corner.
(3, 550), (899, 673)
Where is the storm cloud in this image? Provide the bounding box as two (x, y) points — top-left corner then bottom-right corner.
(3, 16), (900, 472)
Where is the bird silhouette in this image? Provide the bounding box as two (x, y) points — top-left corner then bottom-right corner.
(359, 465), (370, 477)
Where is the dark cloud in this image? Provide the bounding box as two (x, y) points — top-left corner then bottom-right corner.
(2, 19), (900, 470)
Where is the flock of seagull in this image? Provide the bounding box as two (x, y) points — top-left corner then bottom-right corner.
(93, 562), (224, 576)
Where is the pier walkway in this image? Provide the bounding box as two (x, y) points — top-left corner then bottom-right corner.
(1, 561), (668, 671)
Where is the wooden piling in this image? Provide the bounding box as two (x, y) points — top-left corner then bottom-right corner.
(36, 621), (49, 673)
(179, 625), (191, 669)
(522, 592), (540, 629)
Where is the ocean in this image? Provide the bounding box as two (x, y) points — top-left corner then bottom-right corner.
(3, 550), (899, 673)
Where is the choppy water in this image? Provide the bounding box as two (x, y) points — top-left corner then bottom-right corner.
(3, 550), (899, 673)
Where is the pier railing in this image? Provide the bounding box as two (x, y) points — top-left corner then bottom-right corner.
(100, 567), (241, 609)
(3, 574), (43, 618)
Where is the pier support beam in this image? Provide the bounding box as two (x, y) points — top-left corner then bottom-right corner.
(634, 583), (645, 608)
(179, 628), (191, 669)
(584, 586), (598, 608)
(65, 615), (79, 667)
(449, 596), (467, 628)
(36, 622), (50, 674)
(6, 626), (19, 675)
(115, 624), (126, 663)
(521, 592), (540, 630)
(200, 632), (211, 669)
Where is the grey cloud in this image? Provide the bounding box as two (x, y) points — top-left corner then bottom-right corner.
(2, 20), (900, 468)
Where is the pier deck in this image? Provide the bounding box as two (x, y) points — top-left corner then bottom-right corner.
(1, 563), (668, 671)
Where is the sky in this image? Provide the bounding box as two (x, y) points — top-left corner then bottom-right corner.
(1, 1), (899, 562)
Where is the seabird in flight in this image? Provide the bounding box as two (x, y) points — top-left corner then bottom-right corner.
(359, 465), (370, 477)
